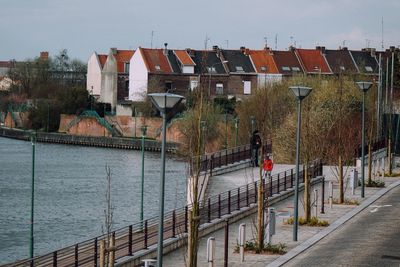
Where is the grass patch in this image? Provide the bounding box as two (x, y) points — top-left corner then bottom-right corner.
(366, 180), (385, 188)
(234, 240), (287, 255)
(384, 172), (400, 177)
(284, 216), (329, 227)
(332, 198), (360, 205)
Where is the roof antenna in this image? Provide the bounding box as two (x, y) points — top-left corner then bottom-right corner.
(204, 34), (210, 50)
(225, 40), (229, 49)
(275, 34), (278, 50)
(264, 36), (268, 49)
(381, 16), (384, 50)
(150, 30), (154, 48)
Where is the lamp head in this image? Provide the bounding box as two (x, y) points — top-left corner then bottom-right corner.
(148, 93), (185, 114)
(356, 81), (373, 92)
(289, 86), (313, 101)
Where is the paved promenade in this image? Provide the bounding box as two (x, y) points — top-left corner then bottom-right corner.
(163, 163), (400, 267)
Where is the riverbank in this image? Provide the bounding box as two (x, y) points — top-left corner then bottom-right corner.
(0, 126), (179, 152)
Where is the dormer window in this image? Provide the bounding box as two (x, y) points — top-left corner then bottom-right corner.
(235, 66), (244, 72)
(291, 67), (300, 72)
(207, 67), (217, 74)
(365, 66), (373, 72)
(260, 66), (267, 72)
(124, 62), (130, 73)
(282, 66), (290, 71)
(155, 65), (161, 70)
(340, 66), (346, 71)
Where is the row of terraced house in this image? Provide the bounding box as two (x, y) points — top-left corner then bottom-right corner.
(87, 44), (398, 113)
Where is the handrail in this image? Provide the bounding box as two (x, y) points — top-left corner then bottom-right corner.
(10, 158), (322, 267)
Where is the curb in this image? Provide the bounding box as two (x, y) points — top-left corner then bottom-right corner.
(266, 179), (400, 267)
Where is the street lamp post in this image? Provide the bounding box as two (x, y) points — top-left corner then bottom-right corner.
(250, 116), (255, 166)
(208, 60), (228, 97)
(290, 86), (312, 242)
(140, 125), (148, 224)
(29, 131), (36, 258)
(200, 120), (206, 154)
(356, 81), (372, 198)
(235, 118), (239, 147)
(148, 93), (184, 267)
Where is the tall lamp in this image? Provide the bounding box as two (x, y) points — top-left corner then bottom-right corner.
(356, 81), (372, 198)
(290, 86), (312, 242)
(148, 92), (184, 267)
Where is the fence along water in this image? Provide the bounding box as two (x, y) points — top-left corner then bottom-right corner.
(11, 158), (322, 267)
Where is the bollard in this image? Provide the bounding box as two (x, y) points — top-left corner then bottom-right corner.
(142, 259), (157, 267)
(313, 189), (318, 218)
(381, 157), (385, 180)
(265, 207), (276, 245)
(207, 237), (215, 267)
(350, 169), (358, 195)
(329, 181), (333, 209)
(238, 224), (246, 262)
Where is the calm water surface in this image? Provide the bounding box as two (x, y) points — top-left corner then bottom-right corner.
(0, 137), (187, 264)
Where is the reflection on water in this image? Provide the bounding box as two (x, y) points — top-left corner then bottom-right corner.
(0, 137), (187, 264)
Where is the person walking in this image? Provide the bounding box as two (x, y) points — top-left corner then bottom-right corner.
(251, 130), (262, 167)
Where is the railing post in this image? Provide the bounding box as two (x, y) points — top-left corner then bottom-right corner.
(269, 174), (273, 197)
(128, 225), (132, 255)
(173, 210), (176, 237)
(284, 171), (287, 191)
(254, 181), (258, 203)
(94, 238), (98, 267)
(225, 149), (228, 166)
(210, 155), (214, 177)
(277, 174), (280, 194)
(237, 187), (240, 210)
(53, 251), (57, 267)
(75, 244), (78, 267)
(228, 190), (231, 214)
(321, 176), (325, 214)
(144, 220), (148, 249)
(184, 206), (188, 233)
(291, 169), (294, 187)
(207, 199), (211, 223)
(218, 194), (221, 218)
(219, 152), (222, 167)
(246, 184), (249, 207)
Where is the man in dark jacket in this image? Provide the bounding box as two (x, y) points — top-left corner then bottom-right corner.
(251, 130), (262, 167)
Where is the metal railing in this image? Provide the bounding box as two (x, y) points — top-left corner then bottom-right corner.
(193, 142), (272, 176)
(0, 127), (179, 152)
(9, 159), (322, 267)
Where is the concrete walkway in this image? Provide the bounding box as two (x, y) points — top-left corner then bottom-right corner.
(163, 163), (400, 267)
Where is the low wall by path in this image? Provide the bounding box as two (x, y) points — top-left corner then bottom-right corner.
(0, 126), (179, 152)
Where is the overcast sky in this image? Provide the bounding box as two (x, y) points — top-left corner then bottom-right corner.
(1, 0), (399, 61)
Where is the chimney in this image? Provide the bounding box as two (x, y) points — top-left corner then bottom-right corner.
(163, 43), (168, 56)
(186, 48), (195, 57)
(370, 48), (376, 57)
(212, 45), (219, 52)
(39, 51), (49, 60)
(390, 46), (395, 52)
(341, 47), (348, 51)
(110, 47), (117, 55)
(244, 48), (250, 56)
(240, 46), (246, 53)
(289, 46), (296, 52)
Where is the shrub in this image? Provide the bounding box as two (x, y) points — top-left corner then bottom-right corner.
(366, 180), (385, 188)
(284, 216), (329, 227)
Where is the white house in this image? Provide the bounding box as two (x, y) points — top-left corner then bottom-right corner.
(128, 47), (149, 101)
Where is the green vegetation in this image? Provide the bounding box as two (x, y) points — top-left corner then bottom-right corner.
(234, 240), (287, 255)
(366, 180), (385, 188)
(332, 198), (360, 205)
(284, 216), (329, 227)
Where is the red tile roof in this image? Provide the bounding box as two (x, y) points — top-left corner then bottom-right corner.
(98, 54), (107, 68)
(271, 50), (303, 75)
(174, 50), (196, 66)
(115, 50), (134, 73)
(295, 48), (332, 74)
(248, 49), (279, 74)
(140, 48), (172, 73)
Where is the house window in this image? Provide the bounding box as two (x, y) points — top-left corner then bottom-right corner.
(216, 83), (224, 95)
(125, 80), (129, 91)
(190, 80), (198, 91)
(291, 67), (300, 72)
(340, 66), (346, 71)
(282, 66), (290, 71)
(155, 65), (161, 71)
(365, 66), (373, 72)
(235, 66), (244, 72)
(207, 66), (217, 73)
(260, 66), (267, 72)
(165, 81), (172, 91)
(244, 81), (251, 95)
(124, 62), (130, 73)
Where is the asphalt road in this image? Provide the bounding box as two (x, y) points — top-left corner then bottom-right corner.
(285, 185), (400, 267)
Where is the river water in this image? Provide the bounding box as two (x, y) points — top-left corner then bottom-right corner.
(0, 137), (187, 264)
